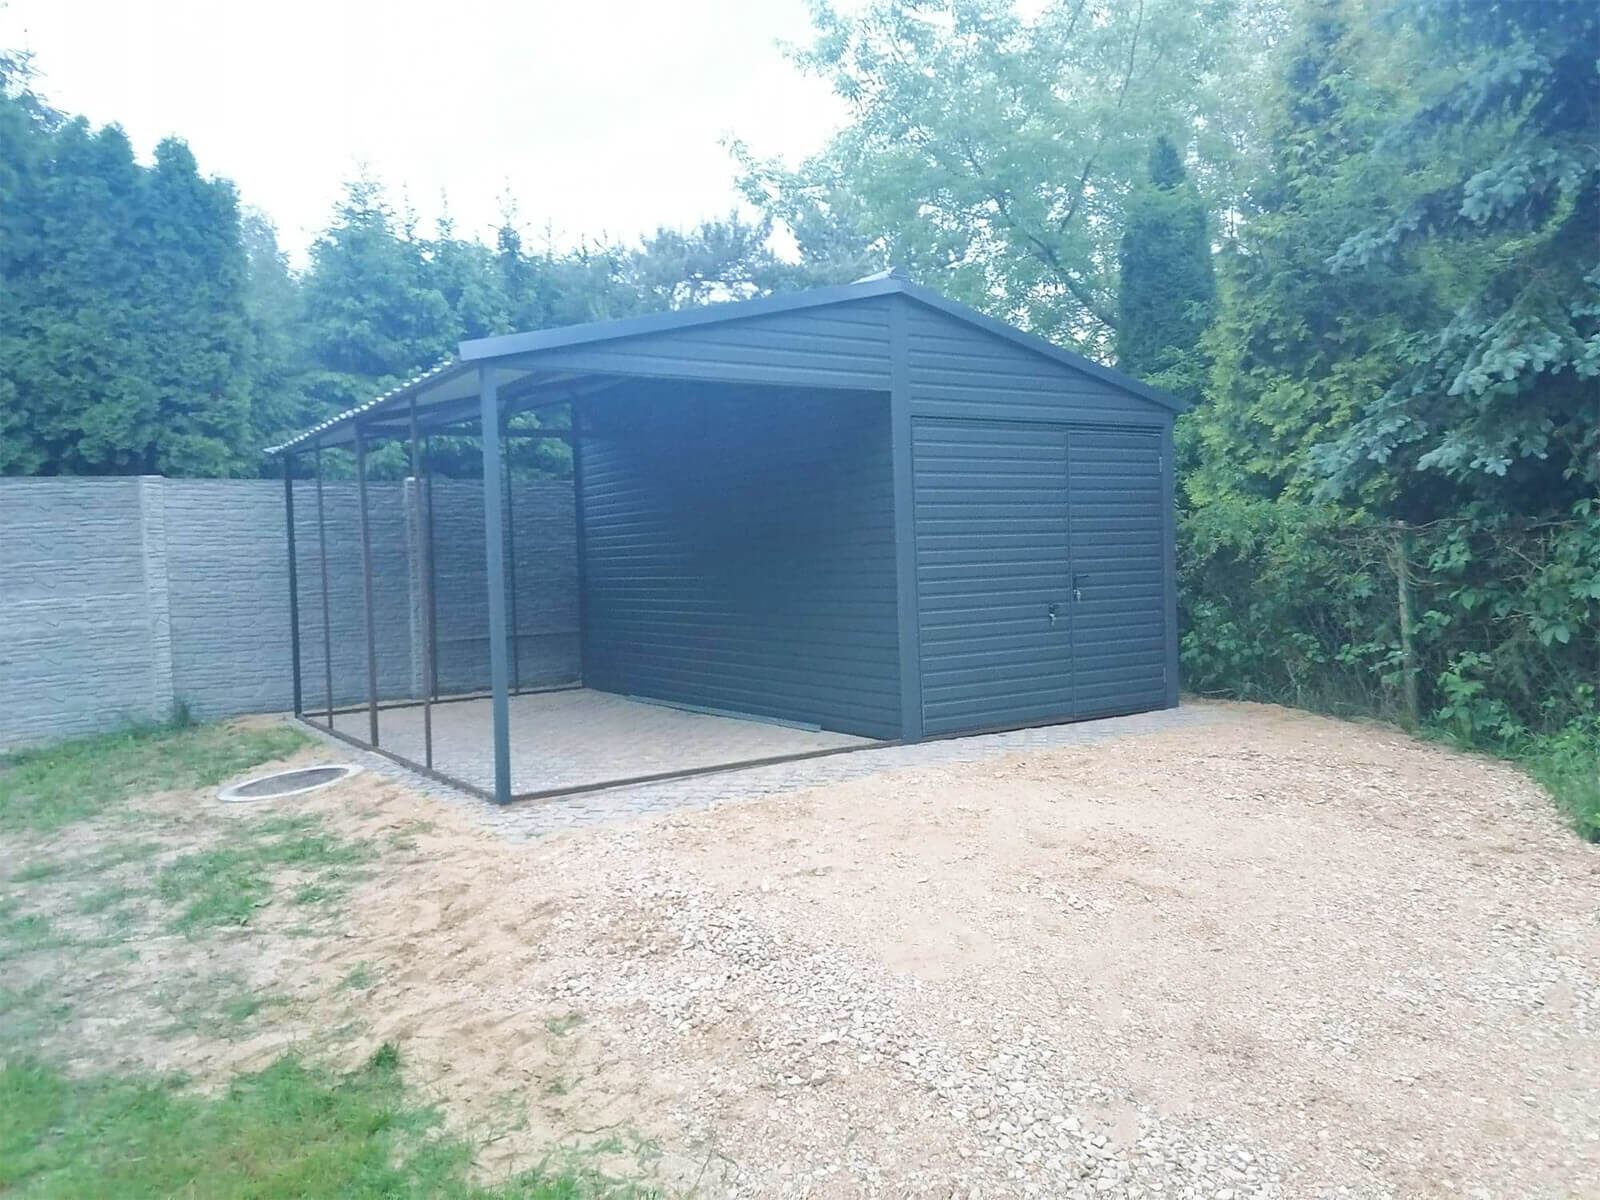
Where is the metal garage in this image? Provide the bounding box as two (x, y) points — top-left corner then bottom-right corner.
(268, 269), (1184, 804)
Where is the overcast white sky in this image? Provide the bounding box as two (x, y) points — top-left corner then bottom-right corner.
(1, 0), (852, 265)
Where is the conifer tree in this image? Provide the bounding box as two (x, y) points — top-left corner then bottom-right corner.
(1115, 136), (1214, 404)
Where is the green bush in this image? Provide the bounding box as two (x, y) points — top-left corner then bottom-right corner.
(1179, 496), (1600, 838)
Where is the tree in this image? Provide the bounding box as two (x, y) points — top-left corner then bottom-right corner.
(1313, 0), (1600, 517)
(623, 213), (784, 309)
(135, 137), (256, 475)
(0, 63), (259, 476)
(1184, 0), (1439, 505)
(239, 209), (310, 455)
(739, 0), (1264, 358)
(1115, 135), (1214, 403)
(296, 178), (452, 421)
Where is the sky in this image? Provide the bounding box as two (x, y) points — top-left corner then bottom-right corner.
(0, 0), (852, 266)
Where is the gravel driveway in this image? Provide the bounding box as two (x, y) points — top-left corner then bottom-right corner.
(291, 700), (1600, 1197)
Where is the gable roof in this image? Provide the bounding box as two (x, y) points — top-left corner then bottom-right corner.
(265, 274), (1181, 455)
(457, 275), (1186, 412)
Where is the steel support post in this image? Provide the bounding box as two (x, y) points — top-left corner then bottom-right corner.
(409, 397), (435, 769)
(314, 447), (335, 727)
(503, 411), (522, 694)
(425, 445), (440, 703)
(479, 368), (513, 803)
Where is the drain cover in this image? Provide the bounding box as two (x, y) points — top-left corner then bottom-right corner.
(218, 764), (361, 803)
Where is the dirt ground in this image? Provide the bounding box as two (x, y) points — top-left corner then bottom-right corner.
(10, 700), (1600, 1197)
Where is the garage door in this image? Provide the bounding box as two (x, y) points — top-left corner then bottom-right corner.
(913, 420), (1073, 734)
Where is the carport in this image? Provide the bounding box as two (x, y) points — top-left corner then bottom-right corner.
(267, 270), (1184, 804)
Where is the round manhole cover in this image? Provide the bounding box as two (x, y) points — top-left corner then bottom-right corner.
(218, 764), (361, 803)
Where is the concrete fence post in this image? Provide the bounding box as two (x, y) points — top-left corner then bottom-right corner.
(137, 476), (176, 722)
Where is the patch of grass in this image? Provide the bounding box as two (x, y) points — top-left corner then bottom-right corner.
(340, 962), (378, 991)
(0, 720), (309, 834)
(75, 885), (143, 917)
(81, 840), (165, 872)
(155, 817), (371, 933)
(544, 1012), (584, 1038)
(157, 971), (289, 1040)
(0, 977), (73, 1050)
(0, 905), (74, 965)
(386, 819), (437, 852)
(0, 1047), (614, 1198)
(12, 861), (65, 885)
(1521, 722), (1600, 842)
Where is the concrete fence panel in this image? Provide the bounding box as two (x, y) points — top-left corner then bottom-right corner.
(0, 475), (579, 750)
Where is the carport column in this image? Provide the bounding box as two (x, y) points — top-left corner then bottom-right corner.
(888, 297), (924, 741)
(479, 366), (514, 804)
(354, 423), (381, 747)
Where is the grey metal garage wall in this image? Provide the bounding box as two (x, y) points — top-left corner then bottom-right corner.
(578, 381), (902, 739)
(0, 476), (578, 749)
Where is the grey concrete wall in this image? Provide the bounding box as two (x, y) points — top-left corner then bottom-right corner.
(1, 479), (162, 745)
(0, 476), (579, 750)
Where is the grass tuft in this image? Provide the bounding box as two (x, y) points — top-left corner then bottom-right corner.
(0, 720), (309, 833)
(1520, 722), (1600, 842)
(155, 818), (372, 933)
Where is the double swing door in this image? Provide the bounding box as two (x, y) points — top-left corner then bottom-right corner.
(912, 420), (1166, 735)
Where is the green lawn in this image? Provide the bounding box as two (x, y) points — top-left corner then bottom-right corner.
(0, 1049), (601, 1198)
(0, 718), (309, 833)
(0, 719), (626, 1198)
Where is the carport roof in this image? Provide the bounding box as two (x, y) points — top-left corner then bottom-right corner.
(263, 272), (1184, 455)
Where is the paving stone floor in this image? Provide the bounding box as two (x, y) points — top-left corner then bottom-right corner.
(327, 688), (870, 796)
(306, 694), (1228, 840)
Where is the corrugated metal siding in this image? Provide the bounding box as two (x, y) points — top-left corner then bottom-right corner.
(577, 380), (901, 739)
(531, 297), (893, 391)
(913, 420), (1074, 734)
(904, 302), (1168, 426)
(1068, 428), (1167, 717)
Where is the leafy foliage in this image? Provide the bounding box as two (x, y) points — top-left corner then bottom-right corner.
(739, 0), (1262, 357)
(1116, 136), (1214, 403)
(1313, 0), (1600, 515)
(1183, 0), (1443, 504)
(0, 60), (256, 476)
(1172, 0), (1598, 834)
